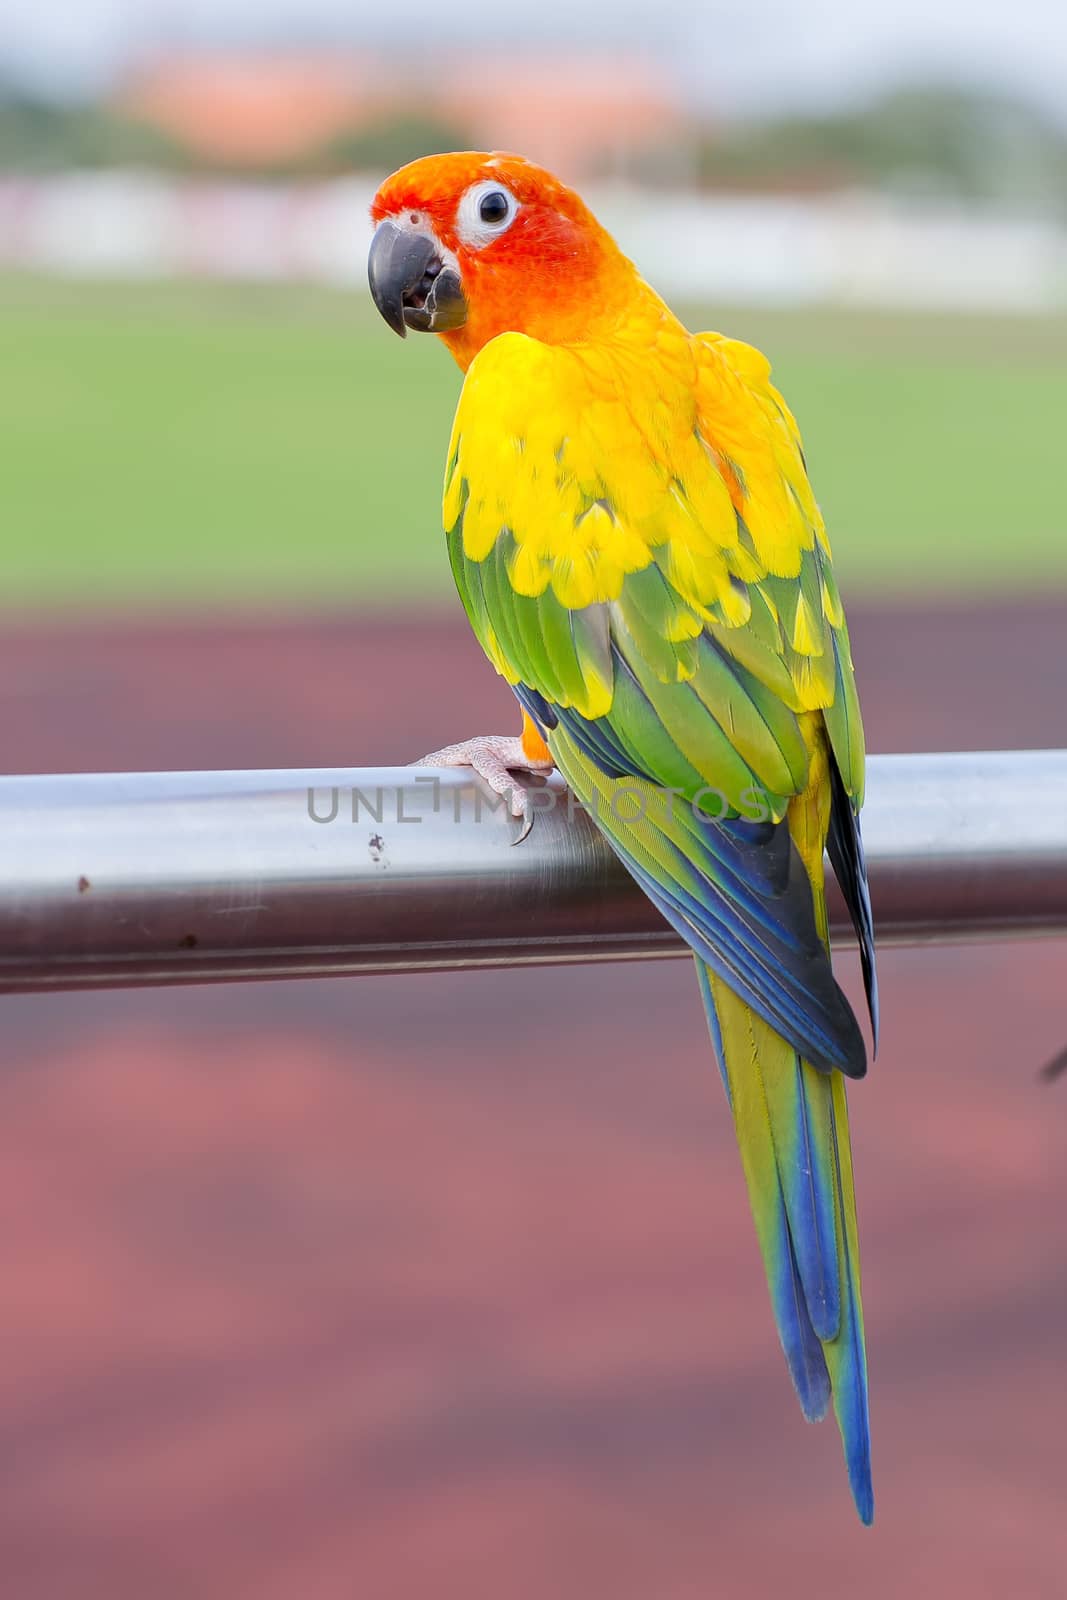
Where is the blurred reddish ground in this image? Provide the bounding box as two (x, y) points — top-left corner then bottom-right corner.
(0, 602), (1065, 1598)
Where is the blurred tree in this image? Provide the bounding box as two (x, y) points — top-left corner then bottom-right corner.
(0, 88), (185, 172)
(0, 85), (469, 179)
(311, 112), (476, 176)
(206, 111), (477, 180)
(697, 84), (1067, 212)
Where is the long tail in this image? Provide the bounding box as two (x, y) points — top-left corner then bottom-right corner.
(543, 714), (873, 1517)
(697, 960), (873, 1523)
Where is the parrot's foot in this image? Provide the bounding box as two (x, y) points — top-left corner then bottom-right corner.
(412, 734), (555, 842)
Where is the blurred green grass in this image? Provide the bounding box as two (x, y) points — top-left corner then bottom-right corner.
(3, 274), (1066, 611)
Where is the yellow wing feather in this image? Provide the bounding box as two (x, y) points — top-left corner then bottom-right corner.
(445, 319), (863, 796)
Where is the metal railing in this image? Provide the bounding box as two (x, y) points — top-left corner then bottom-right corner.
(0, 750), (1065, 994)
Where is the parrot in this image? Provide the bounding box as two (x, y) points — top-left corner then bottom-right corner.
(368, 152), (878, 1524)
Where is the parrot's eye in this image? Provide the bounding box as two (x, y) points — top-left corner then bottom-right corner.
(479, 190), (510, 224)
(455, 180), (520, 249)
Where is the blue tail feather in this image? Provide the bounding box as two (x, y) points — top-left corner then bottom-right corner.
(698, 960), (873, 1524)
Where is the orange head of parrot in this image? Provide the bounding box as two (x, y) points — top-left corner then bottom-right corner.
(368, 152), (640, 370)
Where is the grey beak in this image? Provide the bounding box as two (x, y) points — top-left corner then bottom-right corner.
(368, 219), (467, 338)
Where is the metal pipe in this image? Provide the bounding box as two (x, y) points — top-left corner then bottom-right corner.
(0, 751), (1064, 994)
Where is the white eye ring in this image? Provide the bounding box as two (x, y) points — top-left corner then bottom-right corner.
(455, 180), (520, 249)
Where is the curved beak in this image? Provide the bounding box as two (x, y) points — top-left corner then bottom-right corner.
(368, 219), (467, 338)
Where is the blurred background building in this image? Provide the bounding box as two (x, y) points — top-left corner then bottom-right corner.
(3, 20), (1067, 305)
(0, 3), (1065, 1596)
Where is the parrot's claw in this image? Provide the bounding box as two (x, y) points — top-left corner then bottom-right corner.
(512, 808), (535, 846)
(412, 734), (555, 841)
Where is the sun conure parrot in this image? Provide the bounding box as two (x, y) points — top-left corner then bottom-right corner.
(368, 152), (879, 1523)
